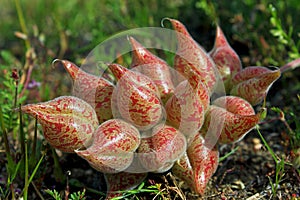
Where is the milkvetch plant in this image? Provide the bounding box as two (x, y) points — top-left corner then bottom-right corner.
(21, 18), (300, 199)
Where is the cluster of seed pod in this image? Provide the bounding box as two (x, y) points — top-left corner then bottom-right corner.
(22, 18), (282, 199)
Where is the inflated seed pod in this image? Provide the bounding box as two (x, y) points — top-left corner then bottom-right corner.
(202, 96), (261, 144)
(230, 66), (281, 105)
(172, 133), (219, 195)
(58, 60), (114, 123)
(21, 96), (98, 153)
(165, 79), (208, 141)
(209, 25), (242, 92)
(129, 37), (175, 103)
(76, 119), (140, 173)
(109, 63), (163, 131)
(138, 124), (186, 172)
(167, 18), (217, 94)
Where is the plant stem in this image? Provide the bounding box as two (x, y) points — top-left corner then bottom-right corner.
(19, 104), (25, 154)
(24, 141), (28, 200)
(219, 146), (239, 162)
(14, 83), (18, 108)
(21, 152), (45, 198)
(28, 152), (45, 184)
(32, 115), (38, 160)
(256, 126), (278, 163)
(31, 181), (45, 200)
(29, 115), (38, 170)
(52, 148), (66, 183)
(14, 0), (30, 49)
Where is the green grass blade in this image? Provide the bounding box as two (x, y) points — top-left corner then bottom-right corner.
(219, 146), (239, 162)
(27, 152), (45, 184)
(19, 104), (25, 154)
(256, 126), (278, 163)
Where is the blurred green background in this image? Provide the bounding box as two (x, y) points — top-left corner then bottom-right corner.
(0, 0), (299, 102)
(1, 0), (299, 63)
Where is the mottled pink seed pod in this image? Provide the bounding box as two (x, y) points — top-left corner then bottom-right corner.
(167, 18), (217, 94)
(165, 79), (207, 141)
(209, 25), (242, 91)
(230, 66), (281, 105)
(129, 37), (175, 103)
(21, 96), (98, 153)
(76, 119), (140, 173)
(172, 133), (219, 195)
(138, 124), (186, 172)
(58, 60), (114, 123)
(109, 63), (163, 131)
(202, 96), (261, 144)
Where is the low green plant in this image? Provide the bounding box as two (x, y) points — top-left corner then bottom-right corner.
(45, 188), (86, 200)
(271, 106), (300, 168)
(0, 47), (47, 200)
(110, 181), (165, 200)
(256, 127), (286, 196)
(269, 4), (300, 61)
(256, 104), (300, 196)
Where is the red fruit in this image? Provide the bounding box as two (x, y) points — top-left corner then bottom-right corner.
(230, 66), (281, 105)
(21, 96), (98, 153)
(167, 18), (217, 94)
(165, 80), (207, 141)
(129, 37), (175, 103)
(59, 60), (114, 123)
(202, 96), (261, 144)
(76, 119), (140, 173)
(138, 124), (186, 172)
(172, 133), (219, 195)
(109, 63), (163, 131)
(209, 25), (242, 91)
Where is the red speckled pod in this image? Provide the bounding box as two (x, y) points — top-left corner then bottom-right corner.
(167, 18), (217, 94)
(58, 60), (114, 123)
(129, 37), (175, 103)
(105, 172), (147, 199)
(109, 63), (163, 131)
(230, 66), (281, 105)
(138, 124), (186, 172)
(165, 79), (208, 141)
(76, 119), (140, 173)
(203, 96), (261, 144)
(172, 133), (219, 195)
(21, 96), (98, 153)
(185, 70), (210, 112)
(209, 25), (242, 91)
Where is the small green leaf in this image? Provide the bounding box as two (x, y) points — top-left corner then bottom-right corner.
(45, 189), (62, 200)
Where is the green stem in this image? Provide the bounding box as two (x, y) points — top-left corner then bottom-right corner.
(14, 0), (30, 49)
(52, 148), (66, 183)
(14, 83), (18, 108)
(219, 146), (239, 162)
(32, 115), (38, 160)
(22, 146), (45, 199)
(256, 126), (278, 163)
(28, 152), (45, 184)
(24, 141), (28, 200)
(29, 115), (38, 170)
(19, 104), (25, 154)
